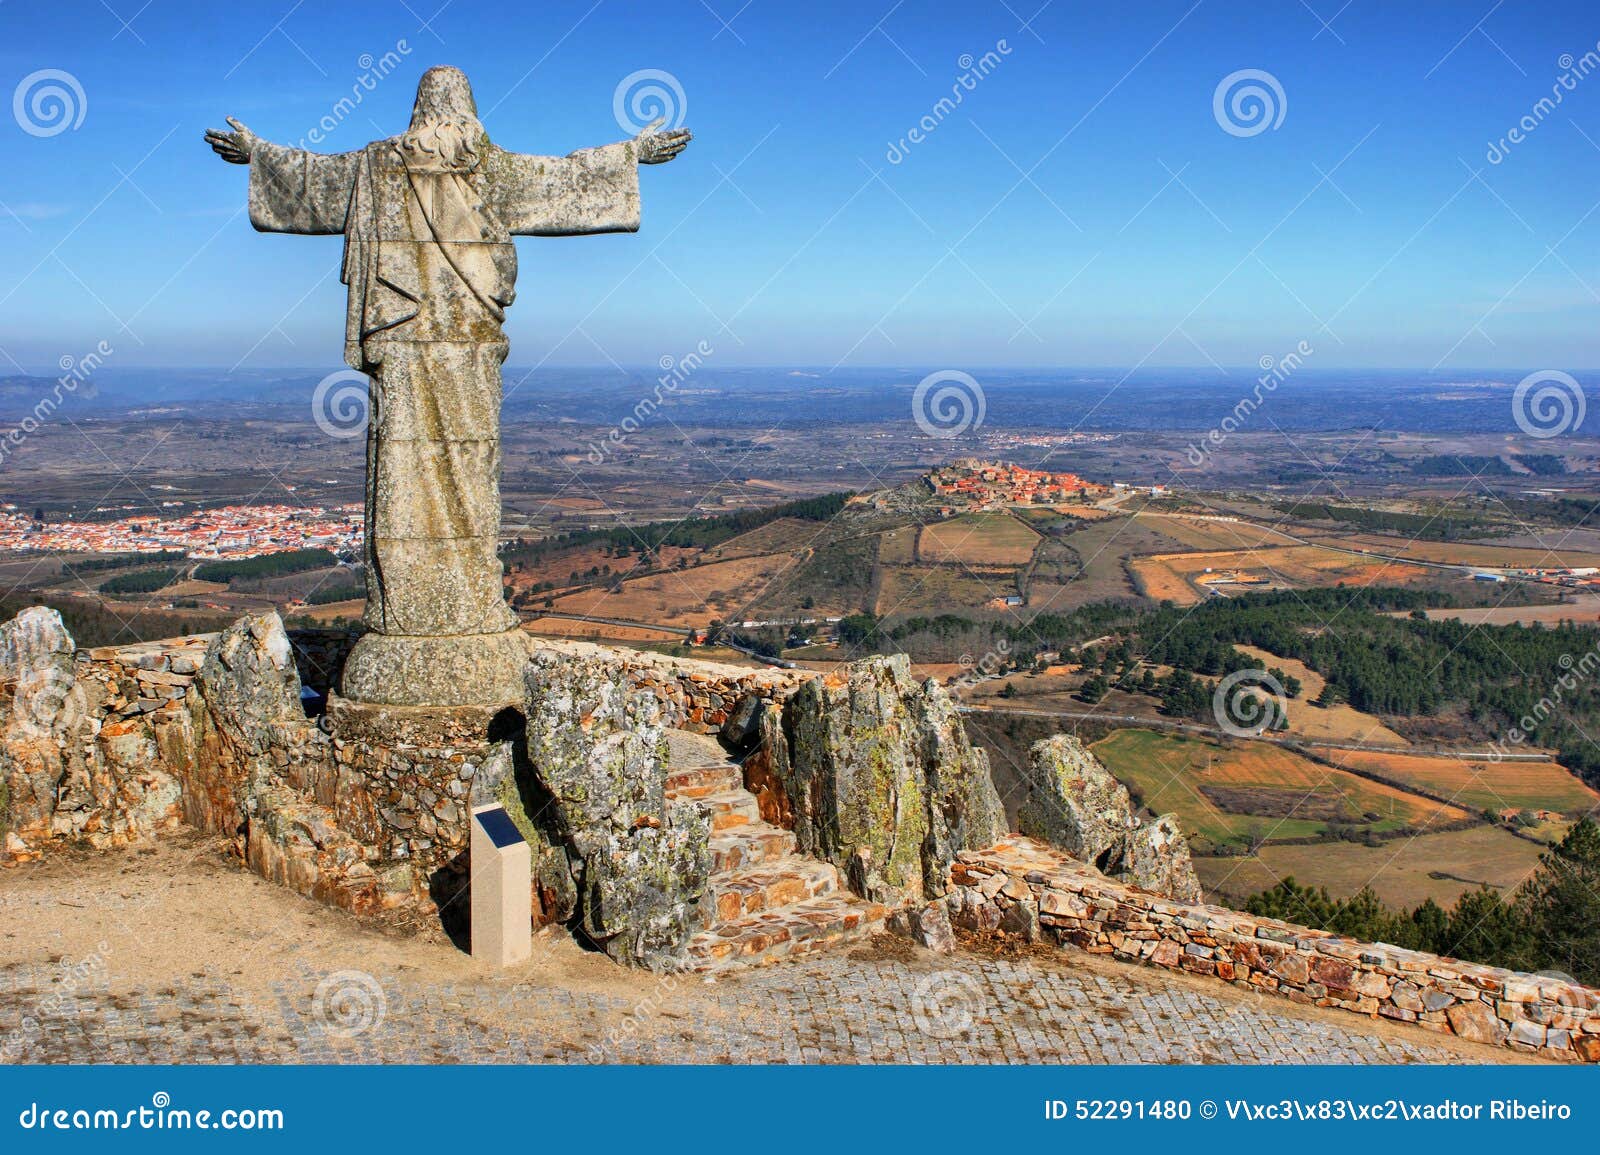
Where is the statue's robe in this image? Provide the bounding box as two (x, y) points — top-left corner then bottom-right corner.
(246, 137), (639, 639)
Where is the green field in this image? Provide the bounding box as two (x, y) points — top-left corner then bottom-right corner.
(1089, 728), (1473, 852)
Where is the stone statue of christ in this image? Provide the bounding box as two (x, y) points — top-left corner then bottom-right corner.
(206, 66), (689, 706)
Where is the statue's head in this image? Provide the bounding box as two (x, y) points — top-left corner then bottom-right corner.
(401, 66), (484, 172)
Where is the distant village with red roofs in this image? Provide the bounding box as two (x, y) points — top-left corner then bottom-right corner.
(0, 503), (363, 560)
(925, 458), (1108, 510)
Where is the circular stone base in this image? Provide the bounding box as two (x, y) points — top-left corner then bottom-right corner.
(340, 629), (531, 707)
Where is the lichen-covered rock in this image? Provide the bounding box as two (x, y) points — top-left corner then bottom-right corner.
(721, 693), (764, 747)
(183, 612), (327, 839)
(778, 655), (1004, 907)
(524, 648), (710, 968)
(1114, 813), (1201, 904)
(1, 607), (78, 735)
(582, 802), (712, 968)
(1017, 735), (1135, 866)
(525, 649), (669, 842)
(1017, 736), (1200, 902)
(1, 607), (84, 841)
(917, 676), (1005, 896)
(2, 608), (184, 851)
(196, 612), (306, 755)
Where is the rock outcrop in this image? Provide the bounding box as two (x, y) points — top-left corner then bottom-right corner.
(2, 607), (84, 846)
(1017, 736), (1201, 902)
(754, 655), (1004, 907)
(523, 649), (711, 968)
(1, 608), (184, 854)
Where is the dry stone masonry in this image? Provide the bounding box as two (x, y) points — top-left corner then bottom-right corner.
(951, 836), (1600, 1063)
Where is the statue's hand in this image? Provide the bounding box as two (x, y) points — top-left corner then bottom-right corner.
(635, 117), (691, 165)
(203, 117), (258, 165)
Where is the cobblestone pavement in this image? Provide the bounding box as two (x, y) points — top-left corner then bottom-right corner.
(0, 838), (1525, 1065)
(2, 945), (1490, 1064)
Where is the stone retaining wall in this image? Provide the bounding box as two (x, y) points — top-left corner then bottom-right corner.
(951, 836), (1600, 1064)
(78, 635), (213, 722)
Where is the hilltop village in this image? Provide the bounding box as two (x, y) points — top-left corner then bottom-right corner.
(926, 458), (1108, 510)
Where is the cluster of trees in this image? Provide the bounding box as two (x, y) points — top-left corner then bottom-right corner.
(1247, 819), (1600, 985)
(193, 548), (337, 584)
(1275, 501), (1491, 541)
(0, 593), (234, 649)
(1403, 453), (1566, 479)
(1407, 455), (1514, 477)
(72, 550), (188, 572)
(501, 492), (852, 572)
(305, 576), (366, 605)
(1516, 454), (1569, 476)
(1499, 494), (1599, 528)
(99, 567), (179, 595)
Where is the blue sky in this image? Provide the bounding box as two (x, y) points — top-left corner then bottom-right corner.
(1, 0), (1598, 371)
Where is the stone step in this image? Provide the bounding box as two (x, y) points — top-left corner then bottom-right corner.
(699, 788), (762, 831)
(664, 763), (743, 800)
(708, 856), (839, 922)
(709, 825), (797, 873)
(686, 893), (892, 971)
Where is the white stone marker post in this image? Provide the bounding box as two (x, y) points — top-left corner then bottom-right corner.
(470, 804), (532, 966)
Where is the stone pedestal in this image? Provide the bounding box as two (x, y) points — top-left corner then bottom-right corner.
(470, 804), (532, 966)
(323, 695), (517, 908)
(339, 628), (529, 708)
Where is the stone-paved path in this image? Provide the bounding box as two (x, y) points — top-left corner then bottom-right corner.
(1, 941), (1492, 1065)
(0, 837), (1530, 1065)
